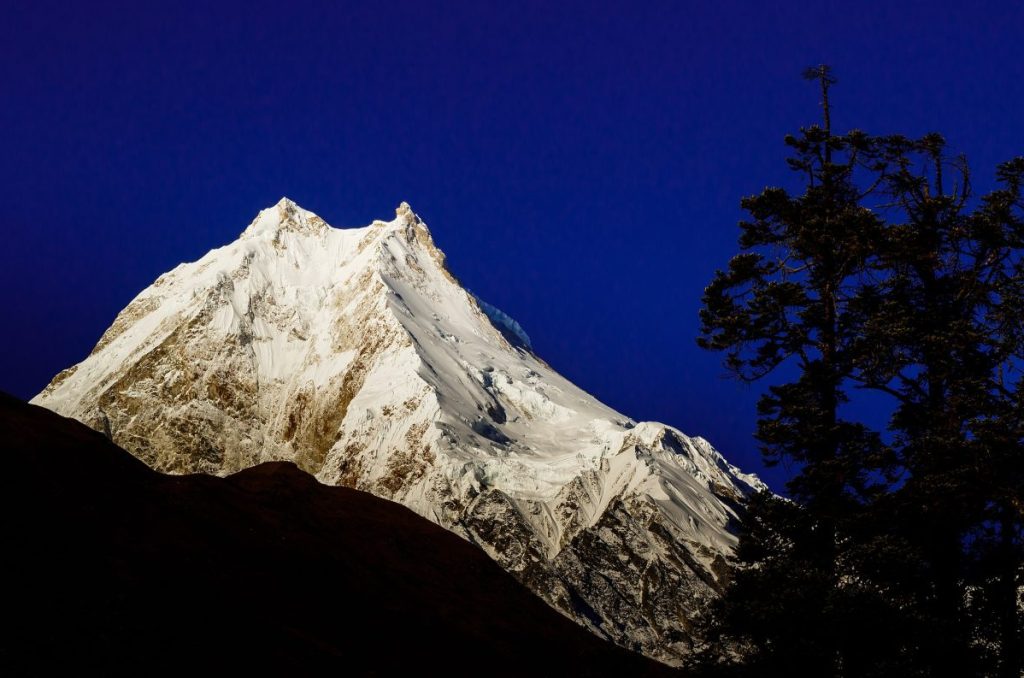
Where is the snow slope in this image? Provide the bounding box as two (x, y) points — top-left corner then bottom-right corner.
(34, 198), (764, 664)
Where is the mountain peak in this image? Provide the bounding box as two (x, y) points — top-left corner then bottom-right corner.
(33, 199), (763, 666)
(395, 201), (418, 223)
(241, 197), (325, 239)
(394, 201), (431, 240)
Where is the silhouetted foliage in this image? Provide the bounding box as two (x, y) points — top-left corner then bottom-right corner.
(692, 66), (1023, 677)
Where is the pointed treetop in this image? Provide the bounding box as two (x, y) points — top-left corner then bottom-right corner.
(803, 64), (836, 157)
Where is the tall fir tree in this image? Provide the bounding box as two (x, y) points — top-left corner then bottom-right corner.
(692, 68), (1024, 677)
(972, 156), (1024, 677)
(854, 142), (1024, 676)
(693, 66), (899, 676)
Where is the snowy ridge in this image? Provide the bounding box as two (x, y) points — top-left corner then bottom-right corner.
(34, 198), (764, 664)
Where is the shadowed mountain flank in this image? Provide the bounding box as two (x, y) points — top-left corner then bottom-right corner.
(0, 393), (669, 675)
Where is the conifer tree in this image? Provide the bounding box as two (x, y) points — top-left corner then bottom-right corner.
(691, 67), (1024, 676)
(971, 157), (1024, 677)
(693, 66), (897, 676)
(853, 142), (1024, 676)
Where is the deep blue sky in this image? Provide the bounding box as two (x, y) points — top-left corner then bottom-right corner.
(3, 1), (1022, 489)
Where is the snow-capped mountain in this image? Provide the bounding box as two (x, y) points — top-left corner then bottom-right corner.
(34, 198), (763, 664)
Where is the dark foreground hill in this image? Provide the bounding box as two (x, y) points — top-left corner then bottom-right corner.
(0, 393), (669, 675)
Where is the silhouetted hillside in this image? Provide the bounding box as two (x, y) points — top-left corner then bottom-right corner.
(0, 393), (669, 675)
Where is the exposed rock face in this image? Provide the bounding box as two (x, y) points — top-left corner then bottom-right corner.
(34, 198), (764, 664)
